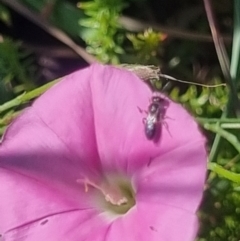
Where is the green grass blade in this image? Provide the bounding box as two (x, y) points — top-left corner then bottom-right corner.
(230, 0), (240, 80)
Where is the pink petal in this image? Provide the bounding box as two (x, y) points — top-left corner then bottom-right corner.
(0, 168), (83, 229)
(89, 64), (152, 173)
(0, 108), (100, 230)
(2, 204), (107, 241)
(0, 106), (99, 186)
(134, 140), (207, 212)
(89, 64), (205, 174)
(31, 66), (102, 173)
(2, 197), (199, 241)
(0, 156), (98, 232)
(102, 202), (199, 241)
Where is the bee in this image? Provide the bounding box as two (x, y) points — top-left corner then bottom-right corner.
(142, 95), (168, 140)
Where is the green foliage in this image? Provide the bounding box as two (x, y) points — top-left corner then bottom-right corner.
(0, 38), (36, 104)
(170, 83), (227, 117)
(20, 0), (85, 39)
(0, 37), (37, 133)
(198, 183), (240, 241)
(79, 0), (127, 64)
(125, 29), (164, 65)
(0, 3), (11, 26)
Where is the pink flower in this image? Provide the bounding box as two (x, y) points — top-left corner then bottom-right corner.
(0, 64), (207, 241)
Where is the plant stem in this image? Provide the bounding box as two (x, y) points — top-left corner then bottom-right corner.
(197, 118), (240, 123)
(0, 78), (60, 114)
(204, 123), (240, 153)
(208, 162), (240, 183)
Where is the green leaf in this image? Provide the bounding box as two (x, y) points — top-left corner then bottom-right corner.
(208, 162), (240, 184)
(204, 123), (240, 153)
(230, 0), (240, 80)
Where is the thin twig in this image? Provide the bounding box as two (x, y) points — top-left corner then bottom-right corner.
(197, 118), (240, 124)
(203, 0), (230, 79)
(0, 0), (97, 64)
(203, 0), (240, 163)
(203, 0), (239, 109)
(119, 16), (232, 43)
(159, 74), (226, 87)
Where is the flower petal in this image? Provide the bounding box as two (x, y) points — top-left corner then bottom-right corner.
(134, 140), (207, 212)
(1, 199), (199, 241)
(90, 202), (198, 241)
(89, 64), (205, 174)
(31, 66), (102, 173)
(0, 109), (100, 230)
(1, 207), (107, 241)
(0, 167), (96, 233)
(90, 64), (152, 173)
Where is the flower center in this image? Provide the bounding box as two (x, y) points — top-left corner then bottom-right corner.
(77, 176), (135, 214)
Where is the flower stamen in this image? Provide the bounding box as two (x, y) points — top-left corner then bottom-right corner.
(77, 177), (129, 206)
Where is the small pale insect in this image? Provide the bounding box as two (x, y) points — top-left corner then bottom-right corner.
(143, 96), (166, 140)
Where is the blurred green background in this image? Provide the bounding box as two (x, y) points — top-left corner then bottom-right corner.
(0, 0), (240, 240)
